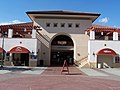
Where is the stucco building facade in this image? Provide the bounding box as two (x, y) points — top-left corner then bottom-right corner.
(0, 10), (120, 68)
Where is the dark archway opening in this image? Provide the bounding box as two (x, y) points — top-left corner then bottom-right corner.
(51, 35), (74, 66)
(12, 53), (29, 66)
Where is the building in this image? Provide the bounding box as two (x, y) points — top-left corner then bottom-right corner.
(87, 24), (120, 68)
(0, 10), (120, 68)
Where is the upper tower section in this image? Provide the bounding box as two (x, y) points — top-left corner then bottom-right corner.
(26, 10), (100, 34)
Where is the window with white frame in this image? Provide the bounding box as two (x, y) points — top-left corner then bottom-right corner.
(115, 56), (120, 63)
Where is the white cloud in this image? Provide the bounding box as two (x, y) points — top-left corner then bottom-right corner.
(99, 17), (109, 23)
(0, 20), (25, 25)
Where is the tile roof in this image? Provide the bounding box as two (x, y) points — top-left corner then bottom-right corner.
(87, 24), (119, 32)
(0, 22), (120, 37)
(0, 22), (33, 34)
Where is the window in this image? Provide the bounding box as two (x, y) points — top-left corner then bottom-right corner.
(75, 24), (79, 28)
(68, 23), (72, 28)
(46, 23), (50, 27)
(53, 23), (58, 27)
(61, 23), (65, 27)
(115, 56), (120, 63)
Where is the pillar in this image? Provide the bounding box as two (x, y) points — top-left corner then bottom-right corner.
(8, 29), (13, 38)
(90, 30), (95, 40)
(85, 31), (88, 35)
(113, 32), (118, 40)
(32, 29), (36, 38)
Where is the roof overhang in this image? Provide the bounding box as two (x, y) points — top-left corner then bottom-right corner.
(26, 10), (100, 22)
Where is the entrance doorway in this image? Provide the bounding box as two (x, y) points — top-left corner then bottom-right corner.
(51, 50), (73, 66)
(51, 35), (74, 66)
(96, 48), (117, 68)
(9, 46), (30, 66)
(97, 55), (113, 68)
(12, 53), (29, 66)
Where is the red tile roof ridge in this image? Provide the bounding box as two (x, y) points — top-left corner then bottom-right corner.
(92, 24), (117, 29)
(0, 22), (32, 27)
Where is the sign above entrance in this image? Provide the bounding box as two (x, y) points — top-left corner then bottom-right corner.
(52, 46), (73, 50)
(96, 48), (116, 55)
(9, 46), (30, 53)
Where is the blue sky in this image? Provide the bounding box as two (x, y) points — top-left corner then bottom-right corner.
(0, 0), (120, 27)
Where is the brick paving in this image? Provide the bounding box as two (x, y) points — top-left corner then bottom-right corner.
(0, 66), (120, 90)
(41, 66), (83, 75)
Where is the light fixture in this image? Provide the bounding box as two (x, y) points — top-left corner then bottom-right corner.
(93, 52), (95, 56)
(77, 53), (80, 56)
(34, 26), (42, 30)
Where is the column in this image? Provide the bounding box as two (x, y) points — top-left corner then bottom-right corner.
(32, 29), (36, 38)
(113, 32), (118, 40)
(85, 31), (88, 35)
(90, 30), (95, 40)
(8, 29), (13, 38)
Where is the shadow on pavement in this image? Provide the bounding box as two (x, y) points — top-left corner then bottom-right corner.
(0, 67), (31, 72)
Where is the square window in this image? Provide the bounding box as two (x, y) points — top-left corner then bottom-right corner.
(61, 23), (65, 27)
(46, 23), (50, 27)
(75, 24), (79, 28)
(68, 23), (72, 28)
(53, 23), (58, 27)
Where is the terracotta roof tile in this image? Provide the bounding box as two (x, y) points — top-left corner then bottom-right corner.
(1, 22), (120, 37)
(0, 22), (33, 32)
(87, 24), (120, 32)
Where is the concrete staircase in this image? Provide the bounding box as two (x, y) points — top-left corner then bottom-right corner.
(75, 56), (90, 68)
(36, 29), (50, 48)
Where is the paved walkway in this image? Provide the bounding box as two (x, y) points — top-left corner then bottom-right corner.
(80, 68), (108, 76)
(0, 66), (47, 75)
(42, 66), (83, 75)
(101, 68), (120, 76)
(0, 66), (120, 90)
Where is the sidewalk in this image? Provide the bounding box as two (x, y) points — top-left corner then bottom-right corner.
(0, 66), (120, 90)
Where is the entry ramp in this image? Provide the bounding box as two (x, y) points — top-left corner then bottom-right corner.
(80, 68), (108, 76)
(101, 68), (120, 76)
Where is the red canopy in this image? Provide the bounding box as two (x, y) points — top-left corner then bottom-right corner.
(0, 47), (5, 53)
(10, 46), (30, 53)
(96, 48), (116, 55)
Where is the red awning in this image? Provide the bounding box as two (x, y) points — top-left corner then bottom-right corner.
(0, 47), (5, 53)
(10, 46), (30, 53)
(96, 48), (116, 55)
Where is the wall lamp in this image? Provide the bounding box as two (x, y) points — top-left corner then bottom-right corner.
(93, 52), (95, 56)
(34, 26), (42, 31)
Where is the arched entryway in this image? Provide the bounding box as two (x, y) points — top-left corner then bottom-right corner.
(51, 35), (74, 66)
(9, 46), (30, 66)
(96, 48), (117, 68)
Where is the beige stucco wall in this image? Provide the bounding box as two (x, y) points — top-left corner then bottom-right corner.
(35, 18), (91, 34)
(34, 18), (91, 66)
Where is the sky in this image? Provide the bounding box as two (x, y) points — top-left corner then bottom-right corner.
(0, 0), (120, 27)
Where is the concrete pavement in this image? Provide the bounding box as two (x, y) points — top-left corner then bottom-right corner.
(0, 66), (120, 90)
